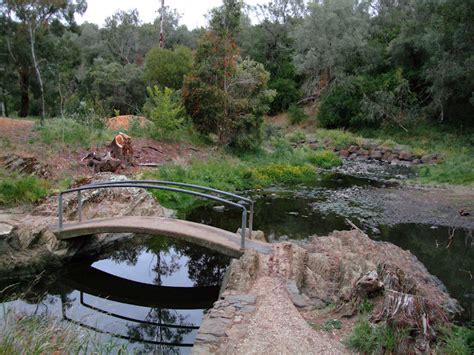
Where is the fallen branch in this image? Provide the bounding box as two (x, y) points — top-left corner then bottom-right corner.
(345, 219), (364, 233)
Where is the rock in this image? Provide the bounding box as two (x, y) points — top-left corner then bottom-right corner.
(398, 161), (412, 167)
(349, 153), (358, 160)
(236, 228), (266, 242)
(0, 154), (51, 178)
(199, 318), (233, 337)
(339, 149), (350, 158)
(399, 151), (413, 161)
(421, 154), (439, 164)
(412, 159), (421, 165)
(348, 145), (359, 153)
(0, 223), (13, 238)
(370, 150), (383, 160)
(287, 280), (312, 308)
(391, 159), (400, 165)
(383, 152), (393, 162)
(225, 294), (257, 305)
(359, 149), (369, 157)
(213, 205), (225, 212)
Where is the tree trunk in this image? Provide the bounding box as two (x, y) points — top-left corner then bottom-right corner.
(28, 24), (45, 124)
(19, 68), (30, 117)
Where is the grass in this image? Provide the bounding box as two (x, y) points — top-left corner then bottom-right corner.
(0, 170), (49, 205)
(436, 323), (474, 355)
(314, 128), (360, 149)
(34, 118), (113, 148)
(143, 147), (341, 211)
(345, 318), (409, 354)
(0, 308), (126, 354)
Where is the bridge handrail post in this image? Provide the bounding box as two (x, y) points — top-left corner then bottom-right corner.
(58, 193), (63, 231)
(249, 202), (254, 238)
(240, 208), (247, 250)
(77, 190), (82, 222)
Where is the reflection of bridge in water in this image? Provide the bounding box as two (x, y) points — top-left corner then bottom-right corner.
(61, 263), (215, 349)
(52, 180), (272, 257)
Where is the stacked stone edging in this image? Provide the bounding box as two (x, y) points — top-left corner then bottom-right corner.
(292, 137), (441, 166)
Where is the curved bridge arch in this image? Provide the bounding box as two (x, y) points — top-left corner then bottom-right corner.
(53, 180), (272, 256)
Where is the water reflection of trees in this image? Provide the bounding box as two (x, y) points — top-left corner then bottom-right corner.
(145, 236), (230, 287)
(126, 308), (193, 354)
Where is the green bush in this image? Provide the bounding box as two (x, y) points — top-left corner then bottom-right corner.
(0, 171), (49, 205)
(144, 86), (187, 140)
(318, 71), (415, 129)
(269, 77), (301, 114)
(308, 150), (342, 169)
(288, 104), (308, 125)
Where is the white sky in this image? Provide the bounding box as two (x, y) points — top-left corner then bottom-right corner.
(78, 0), (269, 29)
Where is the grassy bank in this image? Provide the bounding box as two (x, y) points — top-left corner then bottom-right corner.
(0, 308), (126, 354)
(357, 123), (474, 185)
(309, 122), (474, 186)
(0, 170), (50, 205)
(143, 148), (341, 211)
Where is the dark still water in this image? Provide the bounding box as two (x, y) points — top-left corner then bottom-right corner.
(0, 235), (230, 353)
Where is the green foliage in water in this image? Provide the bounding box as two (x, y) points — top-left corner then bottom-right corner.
(0, 170), (49, 205)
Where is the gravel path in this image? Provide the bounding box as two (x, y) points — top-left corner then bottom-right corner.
(223, 276), (348, 354)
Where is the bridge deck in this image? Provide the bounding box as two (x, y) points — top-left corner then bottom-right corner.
(52, 216), (272, 257)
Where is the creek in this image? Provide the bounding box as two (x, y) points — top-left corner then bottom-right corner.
(0, 167), (472, 352)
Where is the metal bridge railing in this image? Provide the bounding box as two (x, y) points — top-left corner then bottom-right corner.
(57, 180), (254, 249)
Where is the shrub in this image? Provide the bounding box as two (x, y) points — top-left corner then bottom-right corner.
(318, 71), (416, 129)
(308, 150), (342, 169)
(269, 77), (301, 114)
(288, 129), (306, 143)
(288, 104), (308, 125)
(144, 86), (186, 140)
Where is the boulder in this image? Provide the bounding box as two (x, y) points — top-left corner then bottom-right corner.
(370, 150), (383, 160)
(348, 145), (359, 153)
(339, 149), (350, 158)
(399, 150), (413, 161)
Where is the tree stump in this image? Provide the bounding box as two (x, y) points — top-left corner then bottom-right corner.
(110, 132), (134, 165)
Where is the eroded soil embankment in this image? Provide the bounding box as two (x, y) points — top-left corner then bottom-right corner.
(194, 229), (461, 354)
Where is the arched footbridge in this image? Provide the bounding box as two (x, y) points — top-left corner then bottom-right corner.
(52, 180), (272, 257)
